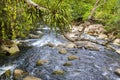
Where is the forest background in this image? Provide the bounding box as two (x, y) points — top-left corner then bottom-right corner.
(0, 0), (120, 40)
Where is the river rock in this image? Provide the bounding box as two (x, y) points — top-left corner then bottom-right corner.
(116, 49), (120, 54)
(113, 39), (120, 46)
(46, 42), (55, 47)
(36, 31), (43, 35)
(59, 48), (67, 54)
(115, 68), (120, 76)
(13, 69), (28, 80)
(28, 34), (40, 39)
(36, 60), (49, 66)
(63, 62), (72, 66)
(85, 24), (105, 36)
(23, 76), (42, 80)
(0, 41), (20, 56)
(85, 43), (99, 51)
(98, 34), (108, 40)
(52, 70), (65, 75)
(65, 42), (77, 48)
(5, 70), (11, 77)
(68, 55), (79, 60)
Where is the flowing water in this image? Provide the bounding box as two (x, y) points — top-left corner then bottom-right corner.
(0, 26), (120, 80)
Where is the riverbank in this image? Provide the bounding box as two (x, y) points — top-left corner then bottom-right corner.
(0, 23), (120, 80)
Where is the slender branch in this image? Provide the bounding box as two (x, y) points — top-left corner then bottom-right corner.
(25, 0), (47, 11)
(88, 0), (107, 20)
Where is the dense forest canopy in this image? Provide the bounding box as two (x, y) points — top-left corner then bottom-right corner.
(0, 0), (120, 40)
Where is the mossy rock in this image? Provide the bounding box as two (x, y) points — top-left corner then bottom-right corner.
(52, 70), (65, 75)
(0, 40), (20, 56)
(63, 62), (73, 66)
(5, 70), (11, 77)
(36, 60), (49, 66)
(68, 55), (79, 61)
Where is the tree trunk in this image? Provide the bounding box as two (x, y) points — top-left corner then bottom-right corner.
(88, 0), (107, 20)
(88, 0), (101, 20)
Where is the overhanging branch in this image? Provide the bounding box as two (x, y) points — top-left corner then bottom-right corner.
(25, 0), (47, 11)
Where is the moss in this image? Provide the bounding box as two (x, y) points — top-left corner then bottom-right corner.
(5, 70), (11, 77)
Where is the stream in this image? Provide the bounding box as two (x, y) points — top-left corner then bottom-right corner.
(0, 26), (120, 80)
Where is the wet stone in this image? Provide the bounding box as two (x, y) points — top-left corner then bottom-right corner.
(63, 62), (72, 66)
(65, 42), (77, 48)
(36, 60), (49, 66)
(46, 42), (55, 47)
(23, 76), (42, 80)
(52, 70), (65, 75)
(116, 49), (120, 55)
(13, 69), (28, 80)
(5, 70), (11, 77)
(68, 55), (79, 61)
(59, 48), (67, 54)
(115, 68), (120, 76)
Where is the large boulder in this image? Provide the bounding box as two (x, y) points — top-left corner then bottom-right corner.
(63, 62), (73, 66)
(52, 70), (65, 75)
(0, 40), (20, 56)
(68, 55), (79, 61)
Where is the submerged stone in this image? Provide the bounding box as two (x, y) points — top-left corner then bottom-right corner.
(52, 70), (65, 75)
(23, 76), (42, 80)
(68, 55), (79, 61)
(59, 48), (67, 54)
(36, 60), (49, 66)
(63, 62), (72, 66)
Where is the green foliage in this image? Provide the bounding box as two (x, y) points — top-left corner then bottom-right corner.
(0, 0), (120, 39)
(0, 0), (48, 39)
(33, 0), (73, 31)
(95, 0), (120, 37)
